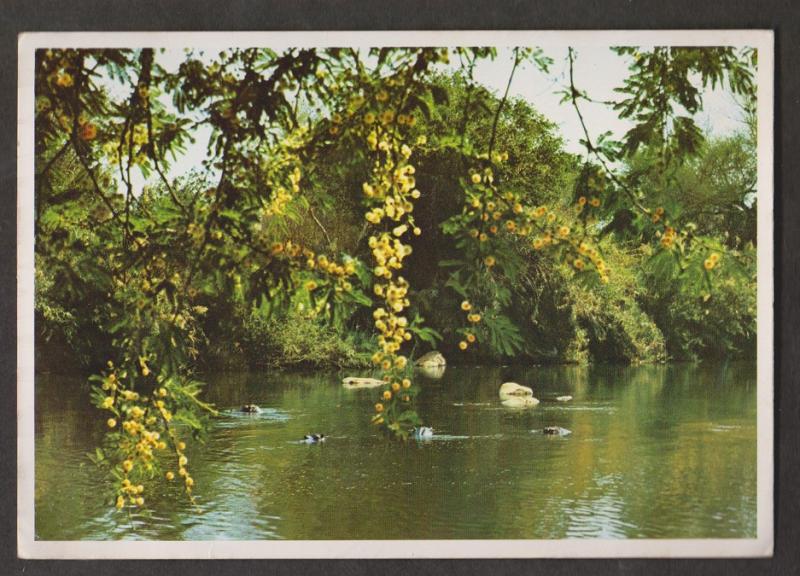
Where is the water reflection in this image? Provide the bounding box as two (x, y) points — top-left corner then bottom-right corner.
(35, 362), (757, 540)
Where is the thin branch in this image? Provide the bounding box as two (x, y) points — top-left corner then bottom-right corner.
(567, 48), (650, 215)
(309, 206), (333, 247)
(488, 48), (520, 160)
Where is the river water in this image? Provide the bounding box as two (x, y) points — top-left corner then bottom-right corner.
(34, 362), (757, 540)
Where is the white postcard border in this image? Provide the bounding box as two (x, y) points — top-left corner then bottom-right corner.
(17, 29), (775, 559)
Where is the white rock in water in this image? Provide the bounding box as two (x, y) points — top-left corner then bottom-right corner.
(417, 364), (446, 379)
(415, 351), (446, 367)
(501, 396), (540, 409)
(556, 395), (573, 402)
(499, 382), (533, 398)
(342, 377), (384, 389)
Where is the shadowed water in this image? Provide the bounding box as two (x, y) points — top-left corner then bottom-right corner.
(34, 362), (757, 540)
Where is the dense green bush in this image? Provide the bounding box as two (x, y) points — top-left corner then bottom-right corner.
(242, 307), (372, 369)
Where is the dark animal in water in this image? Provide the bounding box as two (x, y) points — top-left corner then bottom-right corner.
(240, 404), (261, 413)
(304, 434), (326, 444)
(543, 426), (571, 436)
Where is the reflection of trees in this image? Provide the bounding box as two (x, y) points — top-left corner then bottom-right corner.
(35, 364), (757, 539)
(35, 374), (108, 539)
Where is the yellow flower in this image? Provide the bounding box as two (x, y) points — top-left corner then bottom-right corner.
(479, 232), (488, 242)
(380, 110), (395, 124)
(709, 253), (720, 263)
(375, 403), (384, 413)
(402, 378), (411, 389)
(80, 123), (97, 141)
(489, 225), (498, 234)
(166, 471), (174, 481)
(466, 333), (476, 343)
(135, 497), (144, 506)
(578, 196), (587, 206)
(376, 90), (389, 102)
(461, 300), (472, 311)
(122, 460), (133, 473)
(383, 390), (392, 401)
(471, 173), (481, 184)
(532, 238), (544, 250)
(177, 441), (186, 451)
(413, 227), (422, 236)
(484, 256), (496, 267)
(704, 258), (716, 271)
(364, 112), (376, 124)
(56, 72), (74, 87)
(558, 226), (570, 238)
(391, 382), (401, 392)
(107, 418), (117, 428)
(458, 341), (468, 350)
(573, 258), (585, 270)
(506, 220), (516, 232)
(590, 197), (601, 207)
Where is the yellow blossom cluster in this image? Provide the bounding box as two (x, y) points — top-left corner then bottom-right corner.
(455, 161), (616, 335)
(457, 300), (478, 351)
(95, 362), (194, 510)
(358, 91), (423, 434)
(101, 124), (150, 166)
(264, 166), (302, 217)
(368, 233), (413, 280)
(660, 225), (677, 248)
(704, 252), (720, 271)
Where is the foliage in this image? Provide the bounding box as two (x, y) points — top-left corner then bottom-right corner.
(33, 44), (759, 513)
(242, 307), (371, 369)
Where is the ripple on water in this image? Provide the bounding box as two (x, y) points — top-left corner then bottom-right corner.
(214, 407), (292, 427)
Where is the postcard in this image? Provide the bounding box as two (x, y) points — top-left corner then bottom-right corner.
(17, 30), (774, 558)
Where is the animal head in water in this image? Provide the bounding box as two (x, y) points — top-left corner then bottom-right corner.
(413, 426), (433, 438)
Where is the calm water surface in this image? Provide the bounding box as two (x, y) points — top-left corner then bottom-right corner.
(35, 363), (757, 540)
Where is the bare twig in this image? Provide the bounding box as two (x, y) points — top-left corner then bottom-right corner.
(309, 206), (333, 247)
(567, 48), (650, 215)
(488, 48), (521, 160)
